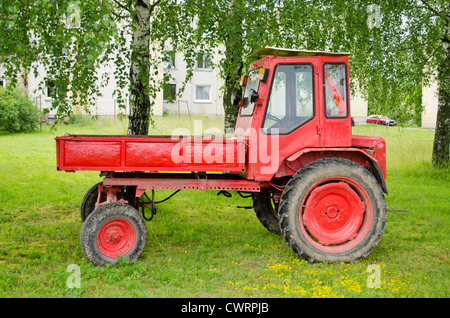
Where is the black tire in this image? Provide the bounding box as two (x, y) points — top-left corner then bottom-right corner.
(80, 182), (102, 222)
(253, 192), (281, 234)
(80, 203), (148, 267)
(279, 158), (387, 263)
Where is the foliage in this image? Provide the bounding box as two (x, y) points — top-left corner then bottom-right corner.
(0, 0), (447, 162)
(0, 0), (199, 135)
(307, 0), (449, 164)
(190, 0), (448, 164)
(1, 1), (116, 121)
(0, 86), (39, 132)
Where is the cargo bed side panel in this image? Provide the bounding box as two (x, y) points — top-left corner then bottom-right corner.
(56, 136), (246, 172)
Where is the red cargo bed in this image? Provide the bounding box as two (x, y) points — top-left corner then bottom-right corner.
(56, 135), (247, 173)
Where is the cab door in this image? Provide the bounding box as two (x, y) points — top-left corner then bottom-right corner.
(253, 59), (321, 181)
(320, 61), (352, 147)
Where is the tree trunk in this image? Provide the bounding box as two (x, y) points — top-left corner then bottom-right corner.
(222, 1), (244, 133)
(127, 1), (152, 136)
(432, 23), (450, 167)
(223, 52), (243, 133)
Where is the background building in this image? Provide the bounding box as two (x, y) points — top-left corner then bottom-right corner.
(162, 48), (224, 117)
(1, 48), (376, 127)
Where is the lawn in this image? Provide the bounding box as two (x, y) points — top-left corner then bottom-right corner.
(0, 116), (448, 298)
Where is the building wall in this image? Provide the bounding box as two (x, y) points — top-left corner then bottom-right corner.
(26, 62), (137, 118)
(3, 50), (371, 122)
(0, 68), (8, 88)
(422, 73), (438, 129)
(27, 63), (57, 116)
(349, 88), (368, 125)
(161, 48), (224, 116)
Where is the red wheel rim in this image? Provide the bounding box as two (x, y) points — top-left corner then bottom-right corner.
(97, 218), (136, 258)
(300, 178), (373, 253)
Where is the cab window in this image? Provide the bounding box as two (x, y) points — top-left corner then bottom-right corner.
(324, 63), (348, 118)
(263, 64), (314, 134)
(240, 68), (261, 116)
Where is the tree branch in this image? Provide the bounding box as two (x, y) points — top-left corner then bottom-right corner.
(419, 0), (449, 22)
(111, 0), (131, 13)
(424, 44), (440, 64)
(149, 0), (163, 14)
(109, 7), (131, 21)
(136, 0), (150, 9)
(396, 39), (435, 52)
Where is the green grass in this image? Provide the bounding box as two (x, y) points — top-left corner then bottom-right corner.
(0, 117), (448, 298)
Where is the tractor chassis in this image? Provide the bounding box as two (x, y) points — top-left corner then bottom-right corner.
(96, 172), (266, 221)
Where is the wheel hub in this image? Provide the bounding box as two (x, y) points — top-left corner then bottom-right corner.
(97, 218), (136, 257)
(303, 182), (365, 245)
(109, 233), (121, 244)
(324, 206), (339, 219)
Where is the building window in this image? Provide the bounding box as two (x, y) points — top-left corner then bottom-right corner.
(196, 53), (212, 70)
(46, 80), (56, 99)
(163, 51), (176, 69)
(0, 79), (5, 88)
(195, 85), (211, 101)
(163, 83), (177, 102)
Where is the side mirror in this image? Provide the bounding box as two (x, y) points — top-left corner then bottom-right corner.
(250, 89), (259, 103)
(231, 93), (241, 106)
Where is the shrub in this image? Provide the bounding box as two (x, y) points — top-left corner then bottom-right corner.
(0, 86), (39, 132)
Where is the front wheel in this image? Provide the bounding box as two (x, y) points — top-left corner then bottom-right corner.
(279, 158), (387, 263)
(80, 203), (148, 266)
(80, 183), (137, 222)
(80, 182), (102, 222)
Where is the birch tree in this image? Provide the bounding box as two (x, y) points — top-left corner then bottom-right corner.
(0, 0), (196, 135)
(265, 0), (448, 166)
(322, 0), (449, 166)
(192, 0), (283, 131)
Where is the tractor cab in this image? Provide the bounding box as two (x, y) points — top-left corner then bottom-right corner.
(234, 47), (352, 146)
(232, 48), (386, 184)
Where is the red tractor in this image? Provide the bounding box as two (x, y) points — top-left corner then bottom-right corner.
(56, 47), (388, 266)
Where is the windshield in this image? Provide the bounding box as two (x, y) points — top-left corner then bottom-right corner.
(240, 68), (261, 116)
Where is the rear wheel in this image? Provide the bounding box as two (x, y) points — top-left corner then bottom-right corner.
(279, 158), (387, 263)
(253, 192), (281, 234)
(80, 203), (148, 266)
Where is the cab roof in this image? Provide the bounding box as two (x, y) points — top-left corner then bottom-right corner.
(248, 47), (351, 59)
